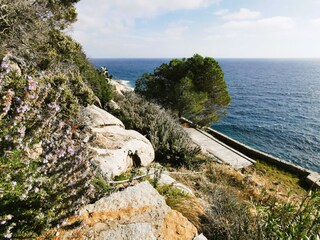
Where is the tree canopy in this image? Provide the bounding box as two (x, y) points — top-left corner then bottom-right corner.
(135, 54), (231, 126)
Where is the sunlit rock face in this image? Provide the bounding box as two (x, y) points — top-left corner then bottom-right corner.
(80, 105), (155, 179)
(55, 181), (198, 240)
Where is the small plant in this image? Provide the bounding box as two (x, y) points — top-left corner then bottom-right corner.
(98, 66), (113, 80)
(92, 175), (113, 198)
(114, 172), (133, 182)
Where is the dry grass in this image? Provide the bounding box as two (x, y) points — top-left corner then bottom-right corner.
(168, 153), (311, 239)
(174, 153), (307, 202)
(155, 184), (205, 230)
(245, 161), (306, 199)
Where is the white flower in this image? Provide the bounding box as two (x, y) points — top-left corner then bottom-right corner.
(34, 187), (39, 193)
(4, 233), (12, 239)
(6, 215), (13, 220)
(11, 182), (17, 187)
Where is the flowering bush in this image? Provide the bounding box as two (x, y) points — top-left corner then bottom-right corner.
(0, 53), (97, 238)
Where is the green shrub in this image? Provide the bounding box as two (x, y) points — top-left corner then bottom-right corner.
(44, 30), (113, 105)
(0, 1), (113, 106)
(200, 185), (320, 240)
(256, 190), (320, 239)
(110, 92), (200, 167)
(92, 175), (113, 199)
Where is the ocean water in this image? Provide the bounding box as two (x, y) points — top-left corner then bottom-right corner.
(91, 58), (320, 173)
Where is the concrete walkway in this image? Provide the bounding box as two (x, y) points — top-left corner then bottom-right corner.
(184, 127), (255, 169)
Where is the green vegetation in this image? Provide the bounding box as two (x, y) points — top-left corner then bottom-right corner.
(113, 172), (134, 181)
(0, 0), (113, 238)
(135, 54), (231, 126)
(110, 92), (200, 167)
(92, 175), (113, 198)
(252, 161), (306, 195)
(0, 0), (113, 106)
(256, 191), (320, 240)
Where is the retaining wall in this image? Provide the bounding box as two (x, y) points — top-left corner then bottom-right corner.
(205, 127), (320, 189)
(179, 117), (320, 189)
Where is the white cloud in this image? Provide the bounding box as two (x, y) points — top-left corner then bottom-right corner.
(71, 0), (221, 57)
(310, 18), (320, 26)
(220, 8), (261, 21)
(72, 0), (220, 34)
(70, 2), (320, 58)
(202, 8), (302, 58)
(211, 8), (295, 34)
(222, 16), (295, 31)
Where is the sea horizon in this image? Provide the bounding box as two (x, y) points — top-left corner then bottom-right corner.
(90, 57), (320, 60)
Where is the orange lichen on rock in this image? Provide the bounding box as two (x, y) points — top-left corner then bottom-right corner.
(161, 210), (198, 240)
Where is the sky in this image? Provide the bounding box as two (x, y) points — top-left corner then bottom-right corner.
(70, 0), (320, 58)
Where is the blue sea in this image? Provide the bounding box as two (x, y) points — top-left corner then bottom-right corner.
(91, 58), (320, 173)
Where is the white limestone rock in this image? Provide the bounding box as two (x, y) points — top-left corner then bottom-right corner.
(110, 79), (133, 96)
(57, 182), (198, 240)
(99, 223), (156, 240)
(81, 105), (154, 178)
(80, 105), (124, 128)
(141, 167), (194, 195)
(90, 126), (154, 178)
(194, 233), (208, 240)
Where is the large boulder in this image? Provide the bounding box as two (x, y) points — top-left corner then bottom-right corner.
(55, 181), (198, 239)
(90, 126), (155, 178)
(80, 105), (154, 178)
(80, 105), (124, 128)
